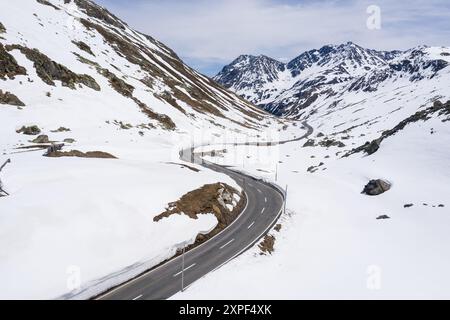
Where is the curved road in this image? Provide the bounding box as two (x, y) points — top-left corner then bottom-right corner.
(98, 122), (313, 300)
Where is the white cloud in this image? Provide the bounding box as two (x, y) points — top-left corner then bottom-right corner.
(98, 0), (450, 73)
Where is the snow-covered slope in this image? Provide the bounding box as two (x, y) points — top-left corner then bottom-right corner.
(0, 0), (279, 299)
(175, 42), (450, 299)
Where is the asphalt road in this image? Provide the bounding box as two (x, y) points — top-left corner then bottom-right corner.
(97, 122), (313, 300)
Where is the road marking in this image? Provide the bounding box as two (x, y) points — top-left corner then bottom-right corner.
(132, 294), (143, 300)
(248, 221), (255, 229)
(264, 197), (267, 203)
(257, 188), (262, 194)
(261, 207), (265, 214)
(220, 238), (235, 249)
(173, 263), (196, 277)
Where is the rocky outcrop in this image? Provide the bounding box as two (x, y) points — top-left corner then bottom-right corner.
(45, 150), (117, 159)
(362, 179), (391, 196)
(6, 45), (100, 91)
(0, 44), (27, 80)
(31, 135), (50, 144)
(36, 0), (60, 10)
(16, 125), (41, 135)
(346, 100), (450, 157)
(0, 90), (25, 106)
(72, 41), (95, 56)
(0, 22), (5, 33)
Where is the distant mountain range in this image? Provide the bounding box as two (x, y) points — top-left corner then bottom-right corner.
(214, 42), (450, 117)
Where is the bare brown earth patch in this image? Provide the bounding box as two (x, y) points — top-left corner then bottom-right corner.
(259, 235), (275, 255)
(154, 183), (245, 248)
(45, 150), (117, 159)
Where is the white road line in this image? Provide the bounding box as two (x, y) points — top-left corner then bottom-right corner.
(173, 263), (196, 277)
(132, 294), (143, 300)
(248, 221), (255, 229)
(219, 239), (235, 249)
(257, 188), (262, 194)
(264, 197), (267, 203)
(261, 207), (265, 214)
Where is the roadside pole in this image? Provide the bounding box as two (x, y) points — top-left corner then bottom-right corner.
(181, 245), (185, 292)
(284, 184), (288, 215)
(275, 163), (278, 181)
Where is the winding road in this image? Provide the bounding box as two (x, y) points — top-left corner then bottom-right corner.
(97, 122), (313, 300)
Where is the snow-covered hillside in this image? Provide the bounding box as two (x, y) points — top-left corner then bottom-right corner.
(0, 0), (279, 299)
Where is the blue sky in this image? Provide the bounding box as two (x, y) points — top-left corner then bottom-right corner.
(96, 0), (450, 76)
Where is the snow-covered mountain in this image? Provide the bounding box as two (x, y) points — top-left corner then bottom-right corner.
(215, 42), (450, 116)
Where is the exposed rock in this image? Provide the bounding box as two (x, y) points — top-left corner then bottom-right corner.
(316, 132), (325, 137)
(376, 215), (390, 220)
(274, 224), (282, 232)
(51, 127), (71, 132)
(362, 179), (391, 196)
(97, 67), (134, 97)
(16, 125), (41, 135)
(63, 138), (76, 144)
(438, 204), (445, 208)
(45, 150), (117, 159)
(0, 43), (27, 80)
(73, 0), (127, 30)
(72, 41), (95, 56)
(6, 45), (100, 91)
(319, 139), (346, 148)
(0, 90), (25, 106)
(31, 135), (50, 144)
(303, 139), (315, 147)
(36, 0), (60, 10)
(346, 100), (450, 157)
(0, 22), (5, 33)
(404, 203), (414, 208)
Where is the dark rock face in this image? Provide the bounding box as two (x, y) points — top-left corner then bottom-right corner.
(0, 90), (25, 106)
(362, 179), (391, 196)
(16, 125), (41, 135)
(36, 0), (60, 10)
(377, 215), (390, 220)
(303, 139), (316, 147)
(0, 44), (27, 80)
(5, 45), (100, 91)
(404, 203), (414, 208)
(72, 41), (95, 56)
(0, 21), (5, 33)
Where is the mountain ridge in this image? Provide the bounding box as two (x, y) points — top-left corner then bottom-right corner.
(214, 42), (450, 116)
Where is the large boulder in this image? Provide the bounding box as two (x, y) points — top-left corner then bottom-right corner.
(31, 135), (49, 144)
(362, 179), (391, 196)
